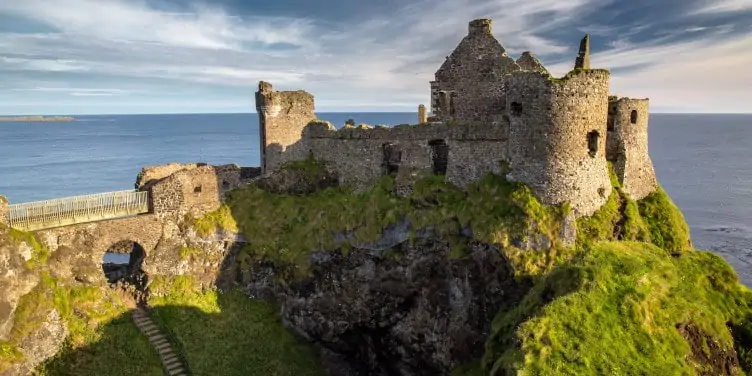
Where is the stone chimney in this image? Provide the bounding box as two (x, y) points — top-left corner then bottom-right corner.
(418, 104), (427, 124)
(469, 19), (492, 36)
(574, 34), (590, 70)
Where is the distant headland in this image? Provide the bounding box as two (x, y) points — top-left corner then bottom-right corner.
(0, 115), (75, 122)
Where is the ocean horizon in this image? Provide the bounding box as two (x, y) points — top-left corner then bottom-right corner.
(1, 112), (751, 286)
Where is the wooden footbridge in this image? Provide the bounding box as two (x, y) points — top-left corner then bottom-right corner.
(6, 190), (150, 231)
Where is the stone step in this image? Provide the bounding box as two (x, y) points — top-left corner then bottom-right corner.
(130, 307), (191, 376)
(166, 359), (183, 369)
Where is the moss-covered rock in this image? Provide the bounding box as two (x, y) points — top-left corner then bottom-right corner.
(481, 242), (752, 376)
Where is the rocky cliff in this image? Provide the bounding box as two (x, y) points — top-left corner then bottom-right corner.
(3, 159), (752, 376)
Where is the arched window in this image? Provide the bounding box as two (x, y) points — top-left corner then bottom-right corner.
(382, 143), (401, 175)
(428, 139), (449, 175)
(587, 131), (600, 157)
(630, 110), (638, 124)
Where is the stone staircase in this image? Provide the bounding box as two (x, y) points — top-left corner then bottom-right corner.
(131, 307), (190, 376)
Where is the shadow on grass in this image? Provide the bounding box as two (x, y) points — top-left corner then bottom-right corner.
(34, 289), (326, 376)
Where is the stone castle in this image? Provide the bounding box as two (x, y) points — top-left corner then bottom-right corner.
(254, 18), (658, 217)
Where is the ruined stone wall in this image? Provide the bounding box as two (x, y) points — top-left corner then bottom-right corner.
(606, 97), (657, 200)
(255, 81), (316, 174)
(135, 162), (201, 189)
(301, 120), (508, 190)
(147, 164), (257, 218)
(505, 70), (612, 217)
(432, 19), (520, 124)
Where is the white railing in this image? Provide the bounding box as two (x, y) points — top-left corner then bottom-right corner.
(8, 190), (150, 231)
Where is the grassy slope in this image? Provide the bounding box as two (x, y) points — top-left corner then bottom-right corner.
(149, 280), (326, 376)
(483, 242), (752, 375)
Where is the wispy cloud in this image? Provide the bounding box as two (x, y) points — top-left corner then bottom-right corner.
(690, 0), (752, 15)
(0, 0), (749, 113)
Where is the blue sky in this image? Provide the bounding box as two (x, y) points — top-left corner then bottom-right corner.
(0, 0), (750, 115)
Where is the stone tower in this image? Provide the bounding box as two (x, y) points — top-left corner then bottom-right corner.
(255, 81), (316, 173)
(606, 97), (657, 199)
(504, 69), (612, 216)
(418, 104), (427, 124)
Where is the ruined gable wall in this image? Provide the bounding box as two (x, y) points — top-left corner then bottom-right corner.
(607, 97), (657, 200)
(432, 20), (520, 123)
(505, 70), (612, 217)
(147, 165), (247, 218)
(136, 163), (200, 189)
(302, 121), (509, 190)
(255, 81), (316, 174)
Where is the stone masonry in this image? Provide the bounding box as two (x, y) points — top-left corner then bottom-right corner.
(575, 34), (591, 70)
(504, 69), (612, 216)
(136, 163), (260, 219)
(430, 19), (521, 124)
(255, 81), (317, 174)
(606, 97), (657, 200)
(254, 18), (659, 217)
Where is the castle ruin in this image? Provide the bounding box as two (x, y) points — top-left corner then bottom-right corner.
(255, 18), (658, 217)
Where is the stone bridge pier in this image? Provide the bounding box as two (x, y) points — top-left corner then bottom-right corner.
(34, 215), (166, 285)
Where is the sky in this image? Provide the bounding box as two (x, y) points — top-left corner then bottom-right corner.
(0, 0), (750, 115)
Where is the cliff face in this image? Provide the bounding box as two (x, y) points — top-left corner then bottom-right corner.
(0, 226), (68, 376)
(243, 241), (525, 375)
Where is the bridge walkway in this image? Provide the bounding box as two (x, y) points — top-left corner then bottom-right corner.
(7, 190), (150, 231)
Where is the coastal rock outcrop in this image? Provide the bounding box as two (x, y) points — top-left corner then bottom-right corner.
(243, 240), (526, 376)
(0, 226), (68, 376)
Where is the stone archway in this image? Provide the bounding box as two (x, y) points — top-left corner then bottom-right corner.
(102, 240), (147, 289)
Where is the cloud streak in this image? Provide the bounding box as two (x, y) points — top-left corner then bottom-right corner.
(0, 0), (750, 114)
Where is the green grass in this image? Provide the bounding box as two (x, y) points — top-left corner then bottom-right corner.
(576, 164), (690, 255)
(482, 242), (752, 376)
(0, 225), (162, 375)
(208, 161), (566, 279)
(149, 287), (326, 376)
(33, 281), (164, 375)
(33, 314), (164, 376)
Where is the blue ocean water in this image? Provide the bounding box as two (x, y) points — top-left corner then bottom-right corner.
(0, 113), (751, 285)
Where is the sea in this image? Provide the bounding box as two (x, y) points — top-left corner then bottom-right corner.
(0, 113), (750, 286)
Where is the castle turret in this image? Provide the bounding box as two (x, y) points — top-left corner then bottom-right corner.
(505, 69), (612, 216)
(606, 97), (657, 199)
(255, 81), (316, 173)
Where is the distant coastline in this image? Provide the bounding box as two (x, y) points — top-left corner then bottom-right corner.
(0, 116), (75, 122)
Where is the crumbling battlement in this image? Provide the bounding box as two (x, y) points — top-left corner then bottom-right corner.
(142, 163), (260, 218)
(607, 97), (657, 200)
(254, 18), (658, 217)
(255, 81), (316, 174)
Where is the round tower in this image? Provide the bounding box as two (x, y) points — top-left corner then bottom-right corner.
(606, 97), (657, 200)
(505, 70), (612, 217)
